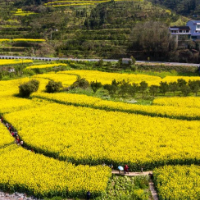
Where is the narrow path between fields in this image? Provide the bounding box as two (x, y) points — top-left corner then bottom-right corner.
(1, 119), (159, 200)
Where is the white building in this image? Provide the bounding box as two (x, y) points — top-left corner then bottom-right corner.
(169, 26), (191, 35)
(186, 20), (200, 39)
(169, 21), (200, 40)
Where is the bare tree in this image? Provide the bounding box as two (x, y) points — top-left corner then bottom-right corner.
(129, 21), (174, 59)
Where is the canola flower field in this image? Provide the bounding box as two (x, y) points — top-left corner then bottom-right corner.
(44, 0), (143, 7)
(0, 59), (32, 65)
(153, 97), (200, 108)
(32, 92), (200, 120)
(0, 82), (111, 198)
(13, 9), (37, 16)
(4, 103), (200, 170)
(0, 123), (14, 147)
(26, 63), (68, 69)
(1, 68), (200, 198)
(153, 165), (200, 200)
(59, 70), (162, 85)
(0, 39), (45, 42)
(0, 144), (111, 198)
(59, 70), (200, 85)
(34, 73), (77, 88)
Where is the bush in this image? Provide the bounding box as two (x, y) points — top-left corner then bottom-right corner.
(91, 81), (102, 93)
(71, 77), (89, 89)
(180, 85), (191, 96)
(46, 80), (63, 93)
(130, 56), (136, 65)
(19, 79), (40, 97)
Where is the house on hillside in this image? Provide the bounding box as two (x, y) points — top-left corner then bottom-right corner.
(169, 26), (191, 47)
(186, 20), (200, 39)
(169, 20), (200, 40)
(169, 26), (191, 35)
(169, 21), (200, 49)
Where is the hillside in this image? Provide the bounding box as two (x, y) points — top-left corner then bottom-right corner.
(149, 0), (200, 17)
(0, 0), (193, 61)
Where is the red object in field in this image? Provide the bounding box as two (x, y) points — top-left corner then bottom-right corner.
(124, 165), (129, 172)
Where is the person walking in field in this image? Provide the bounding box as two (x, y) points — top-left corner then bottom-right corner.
(141, 167), (143, 173)
(86, 191), (91, 200)
(124, 164), (129, 174)
(20, 141), (24, 146)
(16, 136), (20, 144)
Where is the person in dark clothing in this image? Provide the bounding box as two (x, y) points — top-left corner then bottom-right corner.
(86, 191), (91, 200)
(198, 66), (200, 76)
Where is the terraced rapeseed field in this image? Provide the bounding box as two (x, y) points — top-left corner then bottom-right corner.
(153, 97), (200, 108)
(4, 103), (200, 170)
(32, 92), (200, 120)
(59, 70), (162, 85)
(1, 69), (200, 199)
(0, 144), (111, 197)
(0, 59), (32, 65)
(154, 165), (200, 200)
(26, 63), (67, 69)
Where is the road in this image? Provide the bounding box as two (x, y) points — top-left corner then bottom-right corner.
(0, 55), (199, 67)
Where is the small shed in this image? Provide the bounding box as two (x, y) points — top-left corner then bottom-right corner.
(122, 58), (132, 65)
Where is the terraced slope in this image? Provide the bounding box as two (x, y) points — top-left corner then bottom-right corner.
(0, 0), (188, 59)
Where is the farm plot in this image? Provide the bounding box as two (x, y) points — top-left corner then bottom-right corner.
(4, 103), (200, 170)
(59, 70), (162, 85)
(32, 92), (200, 120)
(154, 165), (200, 200)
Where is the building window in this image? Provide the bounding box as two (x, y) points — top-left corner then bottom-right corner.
(196, 25), (200, 29)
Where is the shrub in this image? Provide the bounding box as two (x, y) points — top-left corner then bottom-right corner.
(19, 79), (39, 97)
(46, 80), (63, 93)
(180, 85), (191, 96)
(149, 85), (159, 97)
(90, 81), (102, 93)
(71, 77), (89, 89)
(159, 81), (169, 95)
(130, 56), (136, 65)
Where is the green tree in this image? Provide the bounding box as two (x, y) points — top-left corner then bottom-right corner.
(180, 85), (191, 96)
(149, 85), (159, 97)
(139, 81), (148, 98)
(19, 79), (40, 97)
(128, 83), (138, 97)
(96, 59), (103, 67)
(104, 84), (118, 97)
(188, 80), (199, 96)
(169, 81), (179, 95)
(118, 58), (122, 68)
(90, 80), (102, 93)
(46, 80), (63, 93)
(159, 81), (169, 95)
(118, 79), (131, 97)
(177, 79), (187, 88)
(130, 56), (136, 65)
(112, 79), (120, 87)
(130, 21), (174, 59)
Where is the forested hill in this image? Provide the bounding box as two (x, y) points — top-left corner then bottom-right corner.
(0, 0), (198, 62)
(149, 0), (200, 16)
